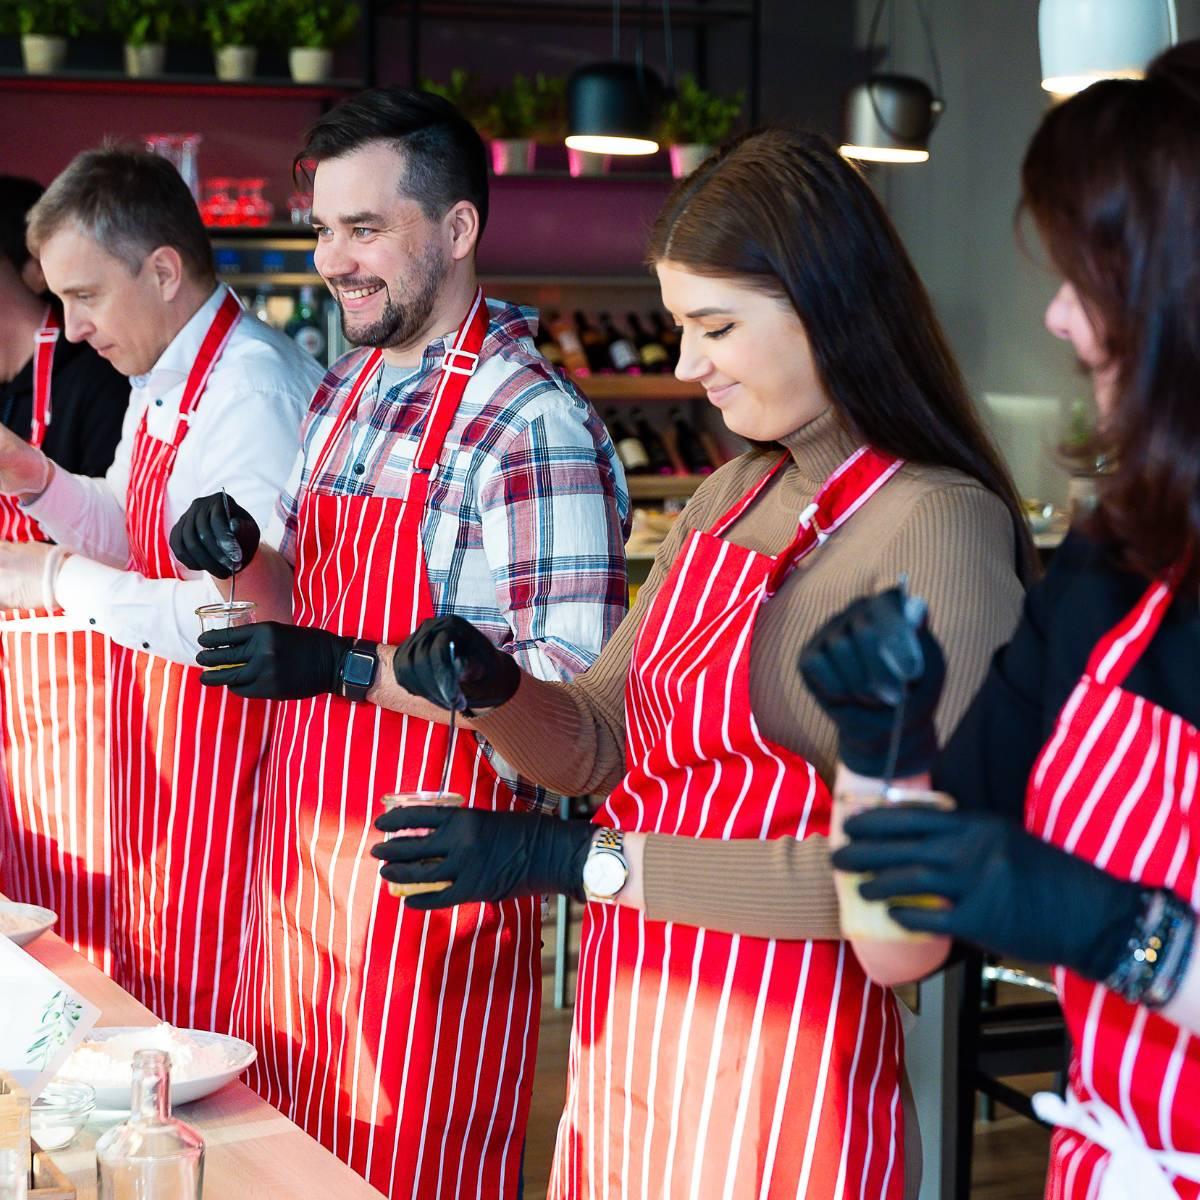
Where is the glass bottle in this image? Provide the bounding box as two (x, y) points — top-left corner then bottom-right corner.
(286, 285), (327, 360)
(96, 1049), (204, 1200)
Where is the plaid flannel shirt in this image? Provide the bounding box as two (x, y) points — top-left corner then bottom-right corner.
(266, 298), (631, 812)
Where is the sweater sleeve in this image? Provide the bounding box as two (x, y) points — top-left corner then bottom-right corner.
(641, 481), (1026, 939)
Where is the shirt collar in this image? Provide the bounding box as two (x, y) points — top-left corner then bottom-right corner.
(129, 284), (228, 399)
(416, 299), (539, 373)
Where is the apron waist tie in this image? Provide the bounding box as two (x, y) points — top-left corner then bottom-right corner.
(1033, 1088), (1200, 1198)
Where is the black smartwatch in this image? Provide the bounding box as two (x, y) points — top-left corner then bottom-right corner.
(339, 638), (379, 702)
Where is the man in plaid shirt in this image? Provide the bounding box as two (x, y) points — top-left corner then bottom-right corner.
(170, 87), (628, 1198)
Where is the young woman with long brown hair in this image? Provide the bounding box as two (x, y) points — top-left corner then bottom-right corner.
(802, 41), (1200, 1200)
(371, 127), (1031, 1198)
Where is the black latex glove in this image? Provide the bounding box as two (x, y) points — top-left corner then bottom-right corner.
(169, 492), (260, 579)
(196, 621), (353, 700)
(798, 585), (946, 778)
(832, 806), (1145, 982)
(371, 806), (595, 909)
(392, 615), (520, 716)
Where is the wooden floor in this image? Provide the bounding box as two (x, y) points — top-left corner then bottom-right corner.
(523, 917), (1053, 1199)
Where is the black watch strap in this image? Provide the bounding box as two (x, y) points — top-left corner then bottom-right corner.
(339, 638), (379, 702)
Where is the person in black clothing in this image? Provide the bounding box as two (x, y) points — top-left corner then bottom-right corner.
(798, 38), (1200, 1200)
(0, 176), (127, 479)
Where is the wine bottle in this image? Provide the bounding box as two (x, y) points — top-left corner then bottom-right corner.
(285, 285), (327, 360)
(606, 408), (651, 474)
(627, 312), (670, 373)
(535, 315), (565, 369)
(669, 406), (714, 475)
(600, 312), (640, 374)
(575, 310), (610, 374)
(632, 407), (675, 476)
(548, 311), (590, 375)
(650, 311), (682, 367)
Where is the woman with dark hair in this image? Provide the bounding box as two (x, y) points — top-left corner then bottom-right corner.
(372, 127), (1029, 1197)
(801, 42), (1200, 1200)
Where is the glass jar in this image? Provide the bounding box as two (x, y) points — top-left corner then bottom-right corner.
(96, 1049), (204, 1199)
(236, 178), (273, 227)
(201, 177), (237, 228)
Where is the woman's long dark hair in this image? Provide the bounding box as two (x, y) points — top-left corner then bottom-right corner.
(646, 127), (1037, 582)
(1021, 41), (1200, 588)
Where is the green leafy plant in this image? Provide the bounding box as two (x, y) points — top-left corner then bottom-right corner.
(202, 0), (275, 47)
(280, 0), (359, 49)
(109, 0), (186, 45)
(420, 68), (489, 125)
(657, 75), (743, 146)
(26, 991), (84, 1071)
(17, 0), (97, 37)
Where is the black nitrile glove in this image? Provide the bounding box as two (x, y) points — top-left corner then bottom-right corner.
(197, 621), (353, 700)
(798, 585), (946, 778)
(371, 806), (595, 909)
(831, 806), (1146, 982)
(170, 492), (260, 579)
(392, 615), (521, 715)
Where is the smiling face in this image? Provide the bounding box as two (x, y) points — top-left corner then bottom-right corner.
(38, 224), (179, 377)
(311, 142), (454, 354)
(655, 260), (832, 442)
(1044, 279), (1119, 418)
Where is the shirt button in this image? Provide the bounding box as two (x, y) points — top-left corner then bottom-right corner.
(142, 642), (150, 650)
(353, 463), (365, 475)
(88, 618), (96, 625)
(155, 398), (163, 407)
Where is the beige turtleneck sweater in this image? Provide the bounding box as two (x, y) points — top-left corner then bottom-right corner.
(474, 407), (1025, 937)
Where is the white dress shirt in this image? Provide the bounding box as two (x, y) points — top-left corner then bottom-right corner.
(27, 285), (324, 665)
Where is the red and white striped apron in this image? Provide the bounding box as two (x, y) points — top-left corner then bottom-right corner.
(233, 289), (539, 1198)
(0, 310), (113, 969)
(1024, 571), (1200, 1199)
(551, 447), (908, 1200)
(109, 288), (269, 1030)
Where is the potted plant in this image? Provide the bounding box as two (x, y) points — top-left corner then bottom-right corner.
(658, 75), (743, 178)
(421, 68), (487, 121)
(281, 0), (359, 83)
(203, 0), (273, 81)
(16, 0), (94, 74)
(110, 0), (183, 77)
(479, 74), (545, 175)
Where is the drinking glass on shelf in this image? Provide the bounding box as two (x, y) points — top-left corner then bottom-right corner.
(201, 177), (237, 227)
(287, 190), (314, 225)
(236, 178), (273, 227)
(379, 791), (464, 898)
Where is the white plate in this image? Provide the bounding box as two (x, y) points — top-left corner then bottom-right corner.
(58, 1026), (257, 1109)
(0, 901), (56, 947)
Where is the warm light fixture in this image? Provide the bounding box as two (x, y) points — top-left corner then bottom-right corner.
(1039, 0), (1177, 96)
(565, 1), (666, 157)
(839, 0), (943, 165)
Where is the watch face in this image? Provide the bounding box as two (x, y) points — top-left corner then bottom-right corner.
(583, 850), (627, 898)
(344, 650), (376, 687)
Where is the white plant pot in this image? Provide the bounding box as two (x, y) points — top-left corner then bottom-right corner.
(214, 44), (257, 81)
(489, 139), (537, 176)
(21, 34), (67, 75)
(669, 143), (713, 179)
(288, 46), (333, 83)
(567, 146), (611, 177)
(124, 42), (166, 77)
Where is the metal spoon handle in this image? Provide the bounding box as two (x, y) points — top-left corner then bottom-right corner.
(221, 486), (236, 609)
(438, 638), (464, 797)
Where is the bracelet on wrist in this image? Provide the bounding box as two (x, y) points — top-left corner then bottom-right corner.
(1103, 888), (1197, 1010)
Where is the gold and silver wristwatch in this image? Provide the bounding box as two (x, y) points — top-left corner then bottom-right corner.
(582, 827), (628, 903)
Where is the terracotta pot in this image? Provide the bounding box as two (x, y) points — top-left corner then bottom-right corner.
(489, 139), (537, 176)
(21, 35), (67, 74)
(214, 44), (257, 81)
(124, 42), (166, 76)
(669, 143), (713, 179)
(288, 46), (333, 83)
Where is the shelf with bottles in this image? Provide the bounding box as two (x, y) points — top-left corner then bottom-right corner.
(627, 475), (710, 500)
(0, 70), (362, 99)
(574, 376), (700, 402)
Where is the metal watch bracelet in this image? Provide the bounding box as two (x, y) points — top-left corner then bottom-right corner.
(1103, 888), (1197, 1010)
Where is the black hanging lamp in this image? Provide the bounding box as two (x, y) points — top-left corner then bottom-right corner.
(840, 0), (944, 164)
(566, 0), (665, 156)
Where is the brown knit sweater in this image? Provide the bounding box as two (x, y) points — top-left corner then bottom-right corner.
(474, 406), (1025, 937)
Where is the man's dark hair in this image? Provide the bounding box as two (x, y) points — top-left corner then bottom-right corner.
(27, 144), (215, 282)
(0, 175), (45, 271)
(296, 87), (490, 239)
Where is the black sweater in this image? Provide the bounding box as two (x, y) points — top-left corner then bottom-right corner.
(0, 335), (128, 478)
(935, 530), (1200, 821)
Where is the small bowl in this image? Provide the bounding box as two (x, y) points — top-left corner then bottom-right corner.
(32, 1081), (95, 1150)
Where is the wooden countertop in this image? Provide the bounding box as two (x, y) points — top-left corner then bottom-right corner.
(25, 931), (385, 1199)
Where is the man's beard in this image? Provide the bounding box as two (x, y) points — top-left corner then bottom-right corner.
(338, 242), (448, 350)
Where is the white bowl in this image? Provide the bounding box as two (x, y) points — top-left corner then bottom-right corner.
(58, 1026), (257, 1109)
(0, 901), (56, 946)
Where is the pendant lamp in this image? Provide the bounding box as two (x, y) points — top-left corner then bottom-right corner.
(1039, 0), (1177, 96)
(840, 0), (944, 165)
(565, 0), (666, 156)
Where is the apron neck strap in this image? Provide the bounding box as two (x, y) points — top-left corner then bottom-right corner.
(30, 308), (61, 450)
(709, 453), (790, 538)
(1087, 564), (1185, 687)
(171, 287), (243, 449)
